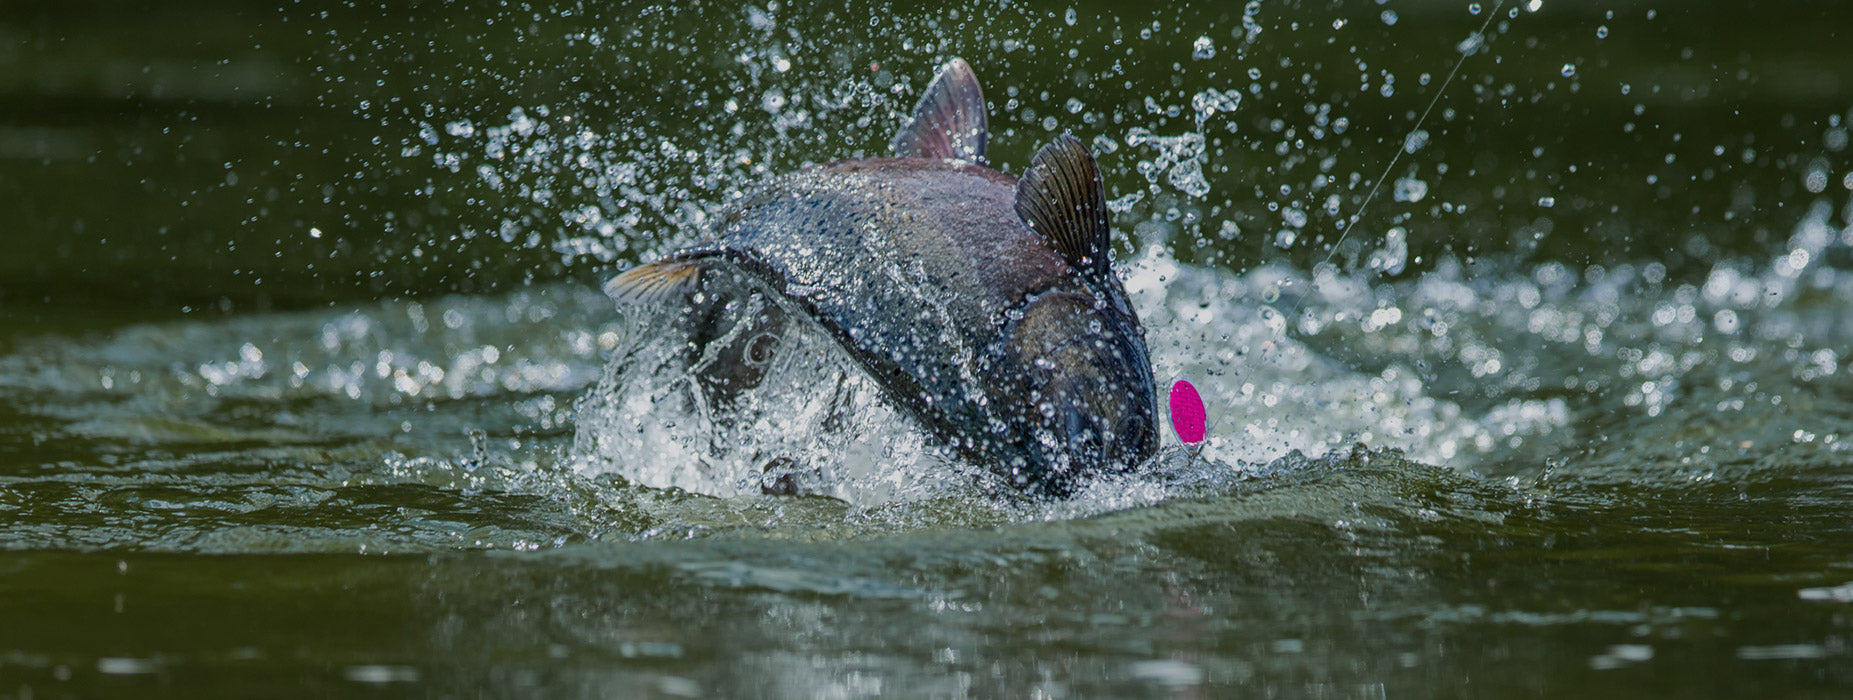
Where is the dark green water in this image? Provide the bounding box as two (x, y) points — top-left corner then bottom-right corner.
(5, 1), (1853, 697)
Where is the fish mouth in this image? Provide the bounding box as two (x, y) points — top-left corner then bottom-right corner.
(1062, 393), (1156, 466)
(996, 289), (1159, 497)
(1011, 378), (1157, 497)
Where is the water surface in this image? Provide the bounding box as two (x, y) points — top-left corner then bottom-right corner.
(4, 1), (1853, 696)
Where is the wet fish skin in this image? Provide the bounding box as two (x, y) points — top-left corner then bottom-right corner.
(712, 160), (1155, 494)
(608, 59), (1158, 497)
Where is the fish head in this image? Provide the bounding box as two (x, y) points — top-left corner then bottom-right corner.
(1000, 287), (1158, 496)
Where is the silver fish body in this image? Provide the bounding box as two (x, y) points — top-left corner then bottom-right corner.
(608, 59), (1157, 496)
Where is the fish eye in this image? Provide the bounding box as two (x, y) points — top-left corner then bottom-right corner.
(746, 333), (780, 365)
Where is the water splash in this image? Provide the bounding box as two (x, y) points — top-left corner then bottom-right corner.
(569, 284), (965, 506)
(9, 0), (1853, 548)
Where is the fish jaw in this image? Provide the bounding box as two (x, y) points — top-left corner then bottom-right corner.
(996, 287), (1159, 496)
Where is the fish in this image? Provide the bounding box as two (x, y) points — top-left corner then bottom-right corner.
(605, 58), (1158, 497)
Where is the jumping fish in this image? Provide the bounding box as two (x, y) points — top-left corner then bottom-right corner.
(605, 58), (1157, 497)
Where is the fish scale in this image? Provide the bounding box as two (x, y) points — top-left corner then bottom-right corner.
(728, 163), (1072, 430)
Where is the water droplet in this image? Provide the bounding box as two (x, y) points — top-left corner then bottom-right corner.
(1468, 3), (1483, 15)
(1394, 178), (1429, 203)
(1064, 7), (1077, 26)
(745, 6), (776, 31)
(1538, 195), (1557, 207)
(1283, 208), (1308, 229)
(1403, 130), (1430, 153)
(1370, 226), (1409, 275)
(1713, 309), (1740, 334)
(1381, 10), (1399, 25)
(1596, 25), (1609, 39)
(1805, 164), (1829, 194)
(1526, 0), (1543, 11)
(1561, 63), (1577, 77)
(1191, 88), (1240, 115)
(1192, 35), (1217, 60)
(1824, 127), (1847, 151)
(1106, 191), (1144, 213)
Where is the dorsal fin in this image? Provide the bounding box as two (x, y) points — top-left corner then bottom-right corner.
(891, 58), (988, 164)
(1016, 135), (1111, 280)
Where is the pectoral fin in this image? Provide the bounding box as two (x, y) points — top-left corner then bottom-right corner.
(891, 58), (988, 164)
(603, 258), (705, 305)
(1015, 135), (1111, 281)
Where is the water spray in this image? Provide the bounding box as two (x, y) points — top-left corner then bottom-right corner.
(1168, 0), (1511, 450)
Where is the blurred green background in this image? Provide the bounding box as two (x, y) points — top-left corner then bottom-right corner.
(3, 0), (1848, 325)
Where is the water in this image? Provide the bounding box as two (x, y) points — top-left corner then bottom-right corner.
(6, 1), (1853, 696)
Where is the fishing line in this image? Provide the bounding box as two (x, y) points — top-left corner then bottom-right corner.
(1295, 0), (1508, 306)
(1179, 0), (1510, 445)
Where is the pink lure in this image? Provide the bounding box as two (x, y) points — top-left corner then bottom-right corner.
(1169, 380), (1207, 445)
